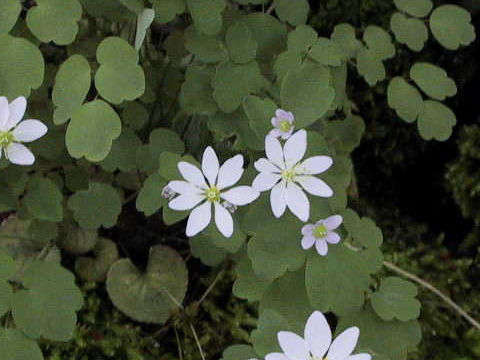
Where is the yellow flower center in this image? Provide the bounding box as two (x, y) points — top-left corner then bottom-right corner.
(0, 131), (14, 148)
(313, 224), (328, 238)
(205, 186), (220, 202)
(281, 168), (296, 182)
(279, 120), (292, 133)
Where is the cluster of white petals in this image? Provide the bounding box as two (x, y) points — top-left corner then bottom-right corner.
(166, 147), (259, 238)
(266, 311), (371, 360)
(252, 130), (333, 222)
(270, 109), (295, 140)
(301, 215), (343, 256)
(0, 96), (47, 165)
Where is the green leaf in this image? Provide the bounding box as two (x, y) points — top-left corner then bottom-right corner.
(11, 261), (83, 341)
(0, 329), (44, 360)
(212, 60), (264, 113)
(197, 224), (246, 253)
(135, 8), (155, 50)
(337, 306), (422, 360)
(189, 236), (226, 266)
(184, 26), (228, 63)
(106, 245), (187, 323)
(410, 62), (457, 101)
(287, 24), (317, 55)
(393, 0), (432, 18)
(26, 0), (82, 45)
(181, 65), (218, 115)
(233, 255), (270, 301)
(356, 47), (385, 86)
(150, 0), (186, 23)
(387, 77), (423, 123)
(95, 36), (145, 104)
(390, 12), (428, 52)
(243, 95), (277, 139)
(136, 174), (167, 216)
(273, 50), (302, 82)
(0, 34), (44, 99)
(342, 208), (383, 248)
(221, 345), (258, 360)
(417, 100), (456, 141)
(119, 0), (144, 13)
(324, 115), (365, 154)
(331, 23), (362, 60)
(225, 22), (258, 64)
(52, 55), (91, 125)
(75, 237), (119, 282)
(430, 5), (476, 50)
(0, 0), (21, 34)
(0, 252), (14, 317)
(363, 25), (395, 61)
(251, 309), (290, 357)
(309, 37), (343, 67)
(68, 182), (122, 229)
(187, 0), (225, 35)
(100, 127), (141, 172)
(122, 101), (149, 130)
(371, 277), (421, 321)
(57, 222), (98, 255)
(24, 176), (63, 223)
(305, 246), (371, 315)
(274, 0), (309, 26)
(280, 63), (335, 128)
(66, 100), (122, 162)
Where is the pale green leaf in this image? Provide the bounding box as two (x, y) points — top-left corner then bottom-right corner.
(181, 65), (218, 115)
(387, 77), (423, 123)
(0, 0), (21, 34)
(189, 236), (226, 266)
(221, 345), (258, 360)
(363, 25), (395, 61)
(135, 8), (155, 50)
(57, 222), (98, 255)
(410, 62), (457, 101)
(324, 115), (365, 154)
(390, 12), (428, 52)
(417, 100), (456, 141)
(75, 237), (119, 282)
(274, 0), (309, 26)
(0, 329), (44, 360)
(187, 0), (225, 35)
(342, 209), (383, 248)
(225, 22), (257, 64)
(273, 50), (302, 82)
(356, 47), (385, 86)
(430, 5), (476, 50)
(309, 37), (343, 66)
(287, 24), (317, 55)
(100, 127), (141, 172)
(122, 101), (149, 130)
(243, 95), (277, 139)
(394, 0), (432, 17)
(24, 176), (63, 223)
(251, 309), (290, 357)
(331, 23), (362, 60)
(136, 174), (167, 216)
(233, 255), (270, 301)
(150, 0), (186, 23)
(184, 26), (228, 63)
(0, 252), (14, 317)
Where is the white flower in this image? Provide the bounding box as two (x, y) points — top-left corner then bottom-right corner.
(301, 215), (343, 256)
(270, 109), (295, 140)
(266, 311), (371, 360)
(252, 130), (333, 222)
(0, 96), (47, 166)
(167, 146), (259, 238)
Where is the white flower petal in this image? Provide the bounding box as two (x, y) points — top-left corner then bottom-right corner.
(304, 311), (332, 359)
(276, 109), (294, 122)
(271, 117), (280, 127)
(277, 331), (310, 360)
(214, 202), (233, 238)
(301, 156), (333, 175)
(168, 180), (202, 195)
(186, 201), (212, 237)
(202, 146), (219, 186)
(265, 353), (290, 360)
(283, 129), (307, 166)
(325, 232), (341, 244)
(269, 128), (283, 138)
(315, 239), (328, 256)
(327, 327), (360, 360)
(296, 176), (333, 198)
(0, 97), (9, 129)
(301, 224), (314, 236)
(265, 135), (285, 169)
(216, 154), (244, 190)
(221, 186), (259, 206)
(323, 215), (343, 230)
(301, 235), (315, 250)
(254, 158), (281, 174)
(6, 96), (27, 131)
(286, 182), (310, 222)
(347, 354), (372, 360)
(11, 120), (47, 143)
(169, 194), (205, 211)
(252, 172), (281, 192)
(5, 143), (35, 165)
(281, 127), (294, 140)
(178, 162), (208, 189)
(270, 181), (287, 218)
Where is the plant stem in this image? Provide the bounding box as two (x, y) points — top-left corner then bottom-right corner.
(190, 322), (206, 360)
(174, 325), (184, 360)
(266, 3), (275, 14)
(198, 270), (224, 305)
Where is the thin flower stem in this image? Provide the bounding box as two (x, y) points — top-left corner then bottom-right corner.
(174, 325), (184, 360)
(190, 322), (206, 360)
(266, 3), (275, 14)
(344, 243), (480, 331)
(198, 270), (224, 305)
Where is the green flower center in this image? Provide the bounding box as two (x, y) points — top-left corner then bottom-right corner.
(205, 186), (220, 202)
(281, 168), (296, 182)
(279, 120), (292, 133)
(313, 224), (328, 238)
(0, 131), (14, 148)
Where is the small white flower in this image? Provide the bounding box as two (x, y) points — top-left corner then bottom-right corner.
(0, 96), (47, 166)
(167, 146), (259, 238)
(301, 215), (343, 256)
(266, 311), (371, 360)
(252, 130), (333, 222)
(270, 109), (295, 140)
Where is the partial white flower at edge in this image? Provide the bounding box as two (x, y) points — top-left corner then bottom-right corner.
(266, 311), (371, 360)
(166, 146), (259, 238)
(270, 109), (295, 140)
(0, 96), (47, 166)
(301, 215), (343, 256)
(252, 130), (333, 222)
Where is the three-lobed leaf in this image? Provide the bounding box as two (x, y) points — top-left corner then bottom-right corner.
(410, 62), (457, 101)
(429, 5), (476, 50)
